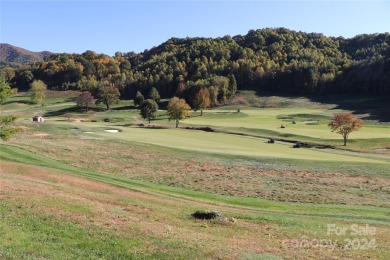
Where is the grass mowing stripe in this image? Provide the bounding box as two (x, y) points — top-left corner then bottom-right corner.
(1, 144), (389, 224)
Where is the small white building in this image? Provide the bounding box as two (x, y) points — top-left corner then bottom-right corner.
(32, 116), (44, 122)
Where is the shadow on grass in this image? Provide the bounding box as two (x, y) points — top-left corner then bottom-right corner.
(311, 95), (390, 122)
(44, 106), (106, 117)
(3, 99), (33, 106)
(112, 105), (137, 110)
(251, 89), (390, 122)
(43, 107), (80, 117)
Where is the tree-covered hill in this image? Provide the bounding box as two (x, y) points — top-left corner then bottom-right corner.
(0, 43), (52, 65)
(1, 28), (389, 101)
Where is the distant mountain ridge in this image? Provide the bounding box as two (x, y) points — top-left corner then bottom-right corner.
(0, 43), (52, 65)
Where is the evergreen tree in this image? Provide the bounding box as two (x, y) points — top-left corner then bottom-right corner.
(148, 87), (161, 103)
(134, 91), (144, 107)
(228, 74), (237, 98)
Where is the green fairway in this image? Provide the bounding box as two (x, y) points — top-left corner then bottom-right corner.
(78, 126), (385, 164)
(185, 108), (390, 140)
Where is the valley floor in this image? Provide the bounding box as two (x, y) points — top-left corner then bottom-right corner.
(1, 92), (389, 259)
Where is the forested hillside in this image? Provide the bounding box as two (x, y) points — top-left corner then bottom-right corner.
(0, 43), (52, 66)
(1, 28), (389, 101)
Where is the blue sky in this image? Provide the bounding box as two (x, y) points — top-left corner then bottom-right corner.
(1, 1), (389, 55)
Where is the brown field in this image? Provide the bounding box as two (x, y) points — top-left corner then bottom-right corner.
(2, 160), (389, 259)
(9, 128), (390, 207)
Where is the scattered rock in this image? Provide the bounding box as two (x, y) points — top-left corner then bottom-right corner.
(229, 217), (237, 223)
(293, 142), (301, 148)
(192, 210), (223, 220)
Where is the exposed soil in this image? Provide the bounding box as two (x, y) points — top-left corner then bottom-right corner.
(71, 118), (90, 123)
(32, 133), (49, 137)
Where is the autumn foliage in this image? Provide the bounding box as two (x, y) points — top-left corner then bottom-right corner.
(193, 88), (211, 116)
(76, 91), (95, 111)
(95, 81), (120, 110)
(167, 97), (191, 128)
(328, 113), (363, 146)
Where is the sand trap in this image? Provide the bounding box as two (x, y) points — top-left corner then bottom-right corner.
(84, 132), (94, 133)
(104, 129), (120, 133)
(304, 120), (318, 124)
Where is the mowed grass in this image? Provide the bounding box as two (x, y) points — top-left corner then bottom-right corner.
(69, 123), (387, 164)
(185, 107), (390, 140)
(3, 92), (389, 154)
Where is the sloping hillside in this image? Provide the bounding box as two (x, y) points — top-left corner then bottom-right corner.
(0, 43), (52, 64)
(2, 28), (390, 96)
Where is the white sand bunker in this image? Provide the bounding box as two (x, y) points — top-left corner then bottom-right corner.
(304, 120), (318, 124)
(104, 129), (120, 133)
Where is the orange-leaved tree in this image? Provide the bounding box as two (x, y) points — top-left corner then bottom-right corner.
(328, 113), (363, 146)
(193, 88), (211, 116)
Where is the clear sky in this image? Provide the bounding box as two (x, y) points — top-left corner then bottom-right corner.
(1, 0), (389, 55)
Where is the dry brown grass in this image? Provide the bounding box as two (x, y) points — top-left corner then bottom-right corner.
(3, 160), (387, 259)
(9, 129), (390, 208)
(0, 161), (281, 258)
(44, 90), (80, 98)
(32, 132), (49, 137)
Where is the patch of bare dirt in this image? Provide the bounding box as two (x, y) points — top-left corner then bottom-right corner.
(32, 133), (49, 138)
(71, 118), (90, 123)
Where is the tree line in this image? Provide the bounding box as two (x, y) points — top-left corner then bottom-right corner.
(1, 28), (389, 105)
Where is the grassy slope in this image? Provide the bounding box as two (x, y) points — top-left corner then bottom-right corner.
(1, 144), (389, 220)
(1, 91), (390, 259)
(198, 108), (389, 139)
(183, 108), (390, 151)
(1, 145), (390, 259)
